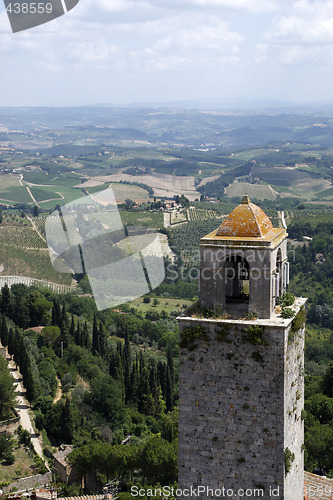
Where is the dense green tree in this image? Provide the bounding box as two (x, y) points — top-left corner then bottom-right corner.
(138, 367), (155, 416)
(106, 444), (137, 481)
(305, 394), (333, 424)
(82, 321), (89, 348)
(139, 436), (177, 484)
(7, 327), (15, 357)
(305, 422), (333, 471)
(322, 362), (333, 398)
(41, 325), (61, 349)
(27, 291), (52, 326)
(0, 356), (16, 416)
(62, 397), (75, 443)
(0, 433), (14, 464)
(98, 321), (107, 358)
(165, 366), (173, 412)
(1, 284), (12, 317)
(109, 347), (123, 382)
(88, 374), (127, 426)
(0, 314), (9, 347)
(70, 315), (75, 340)
(52, 298), (61, 327)
(75, 319), (81, 346)
(92, 315), (99, 356)
(59, 303), (70, 349)
(15, 294), (30, 329)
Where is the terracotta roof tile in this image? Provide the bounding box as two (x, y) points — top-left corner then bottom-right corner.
(304, 471), (333, 500)
(216, 195), (273, 238)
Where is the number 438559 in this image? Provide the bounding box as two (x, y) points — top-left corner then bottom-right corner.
(6, 3), (53, 14)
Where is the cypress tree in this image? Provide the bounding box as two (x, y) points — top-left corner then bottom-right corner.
(109, 348), (124, 383)
(0, 315), (9, 347)
(167, 347), (174, 382)
(70, 315), (75, 339)
(52, 298), (61, 327)
(7, 327), (15, 357)
(82, 321), (89, 348)
(123, 334), (131, 401)
(165, 366), (173, 412)
(92, 315), (99, 356)
(15, 295), (30, 330)
(1, 284), (12, 317)
(138, 367), (155, 416)
(128, 362), (138, 403)
(59, 303), (69, 350)
(62, 398), (75, 443)
(75, 319), (81, 346)
(149, 361), (158, 400)
(25, 365), (36, 403)
(13, 328), (23, 368)
(98, 321), (107, 358)
(139, 351), (145, 374)
(157, 361), (166, 398)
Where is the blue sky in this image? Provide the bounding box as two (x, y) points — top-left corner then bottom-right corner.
(1, 0), (333, 106)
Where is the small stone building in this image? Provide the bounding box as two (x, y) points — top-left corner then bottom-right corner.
(53, 445), (80, 484)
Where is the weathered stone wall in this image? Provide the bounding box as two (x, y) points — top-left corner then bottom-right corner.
(284, 320), (305, 500)
(3, 473), (52, 493)
(178, 307), (305, 500)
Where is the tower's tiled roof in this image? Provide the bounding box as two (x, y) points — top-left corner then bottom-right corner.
(216, 194), (273, 238)
(304, 471), (333, 500)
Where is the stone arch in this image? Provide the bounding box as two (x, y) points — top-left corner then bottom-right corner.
(275, 248), (283, 298)
(224, 254), (250, 315)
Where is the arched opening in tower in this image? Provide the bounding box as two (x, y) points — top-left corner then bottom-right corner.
(224, 255), (250, 314)
(275, 248), (282, 301)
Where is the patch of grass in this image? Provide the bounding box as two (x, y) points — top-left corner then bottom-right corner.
(0, 441), (37, 483)
(119, 210), (164, 229)
(129, 296), (193, 314)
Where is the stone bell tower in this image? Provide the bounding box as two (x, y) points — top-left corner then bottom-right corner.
(178, 196), (306, 500)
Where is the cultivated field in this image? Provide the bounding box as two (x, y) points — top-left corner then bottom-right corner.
(0, 215), (72, 286)
(81, 172), (198, 201)
(0, 245), (73, 285)
(87, 183), (150, 204)
(251, 166), (331, 199)
(187, 207), (225, 222)
(225, 182), (277, 201)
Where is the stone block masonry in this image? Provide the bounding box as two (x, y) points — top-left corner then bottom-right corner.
(178, 299), (306, 500)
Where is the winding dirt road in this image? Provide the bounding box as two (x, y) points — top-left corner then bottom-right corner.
(7, 355), (49, 469)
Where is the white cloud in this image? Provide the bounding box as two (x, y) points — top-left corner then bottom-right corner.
(258, 0), (333, 67)
(155, 20), (242, 52)
(146, 0), (277, 12)
(266, 0), (333, 44)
